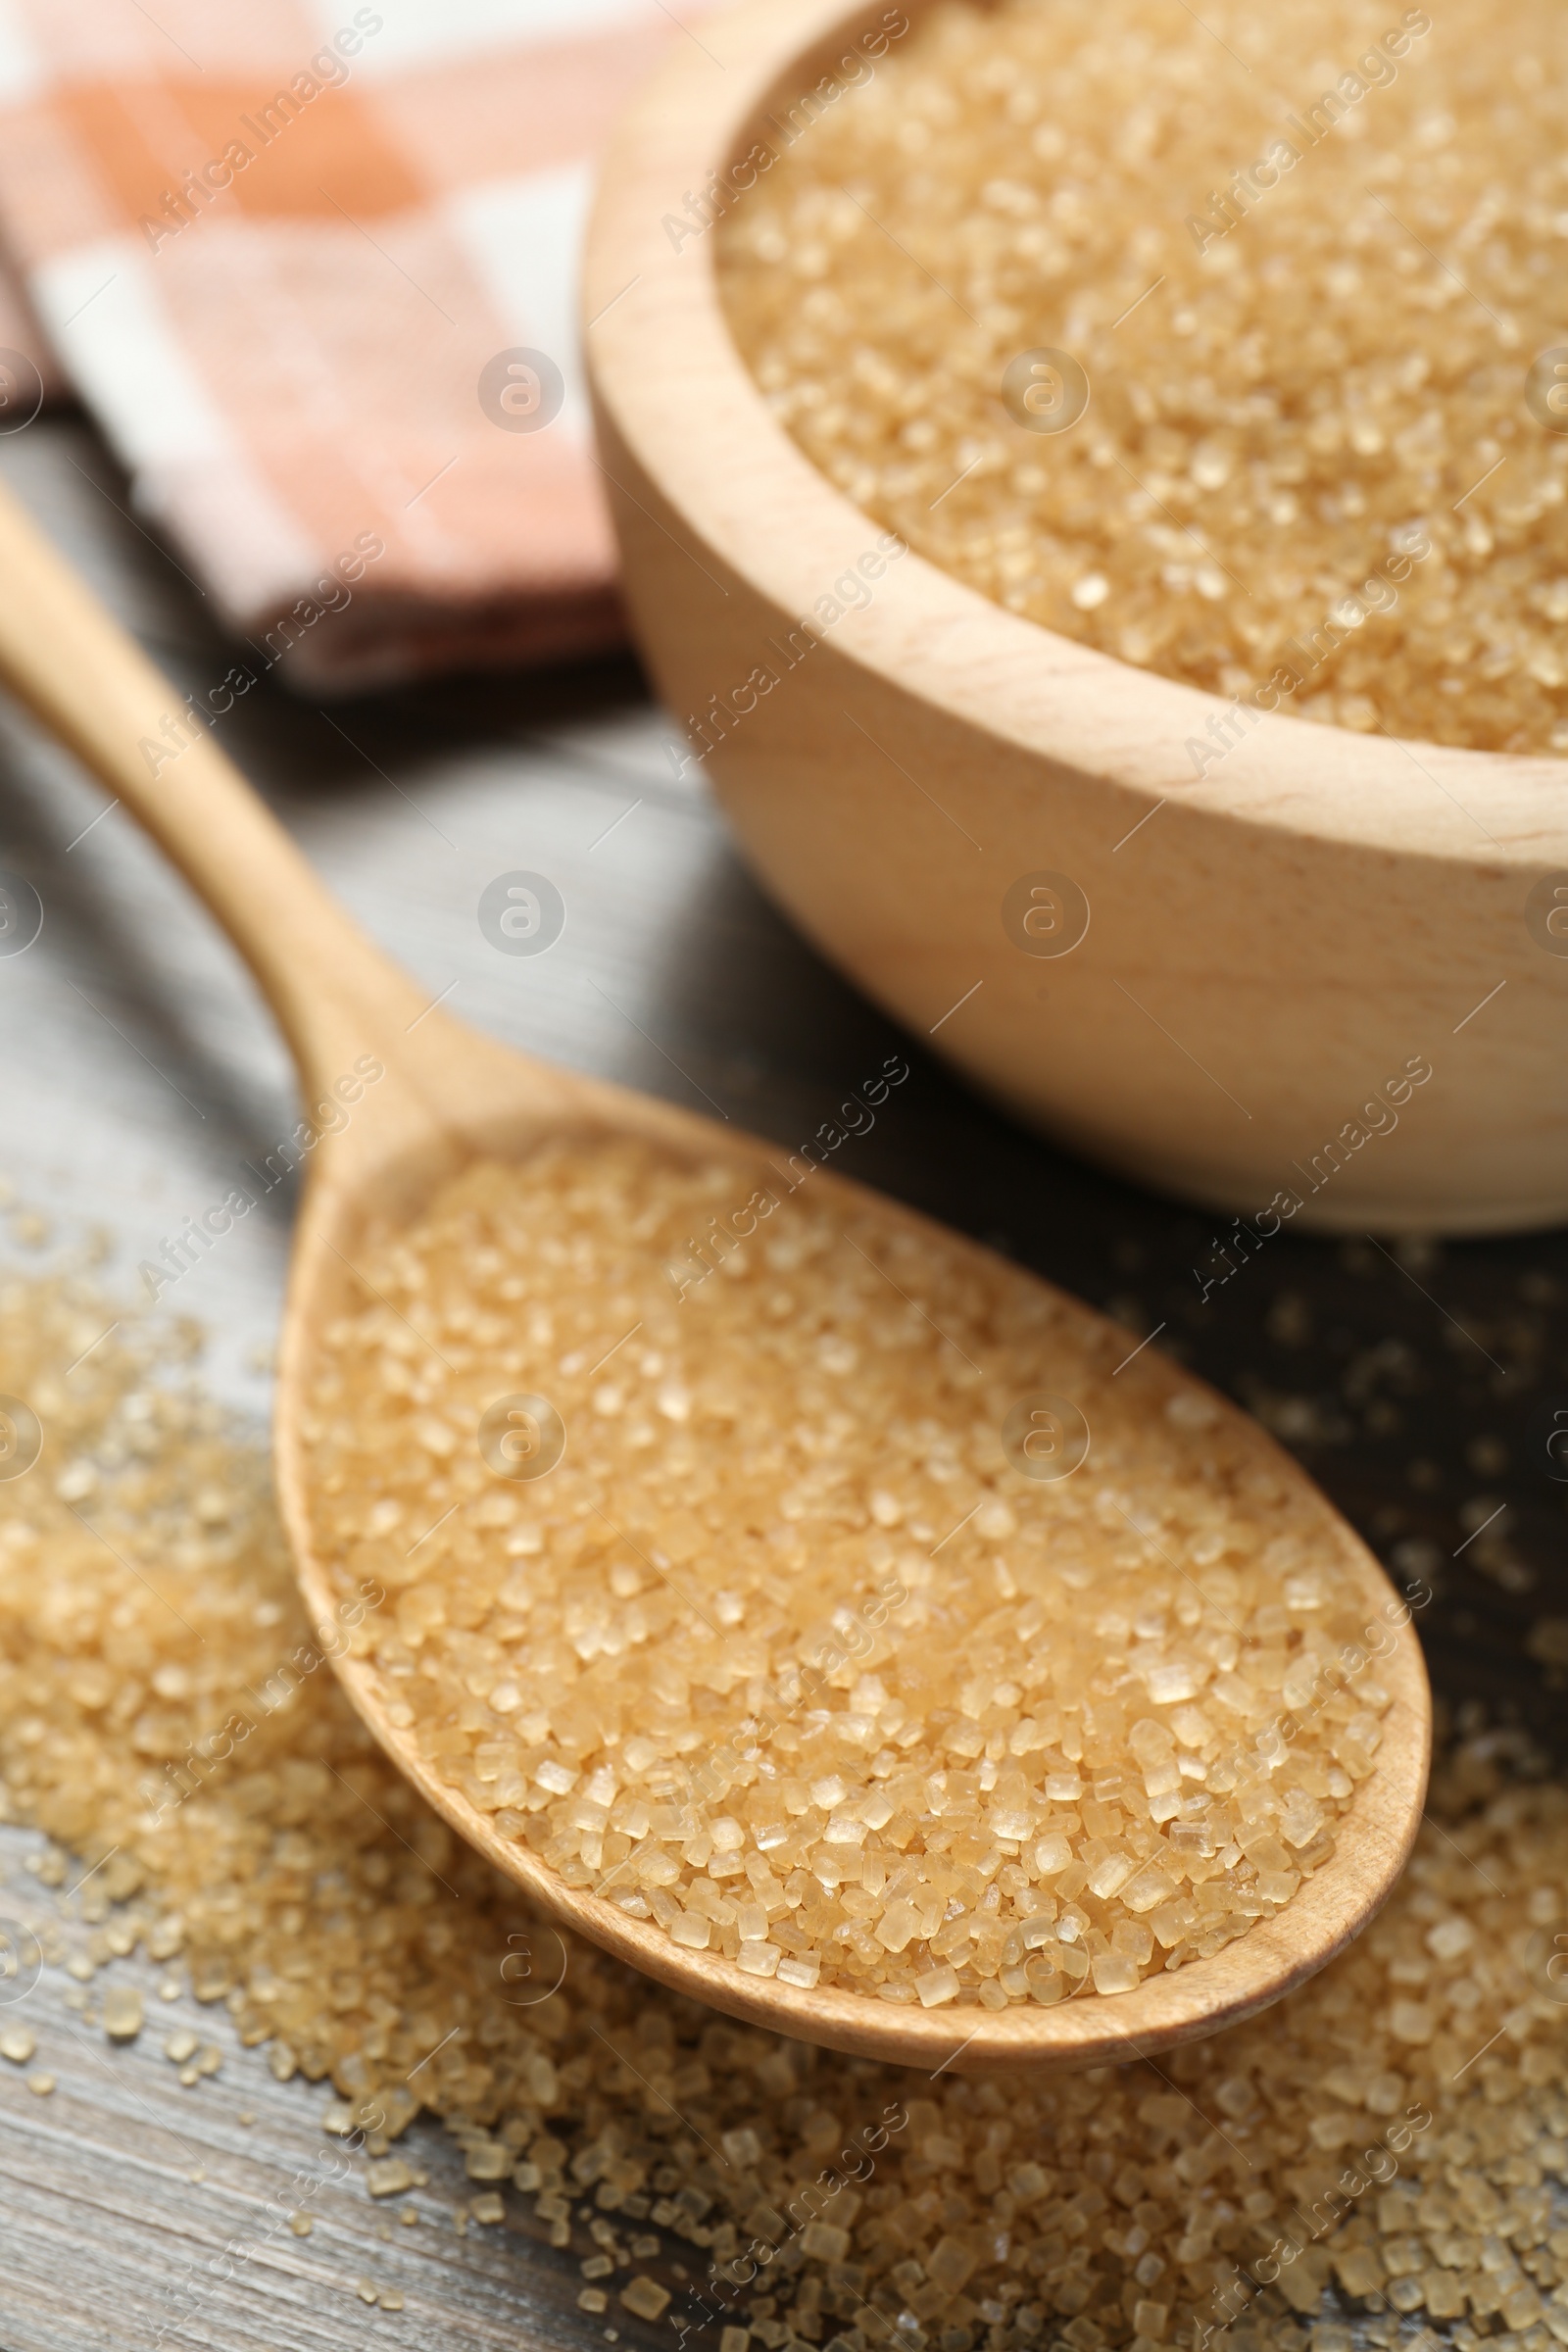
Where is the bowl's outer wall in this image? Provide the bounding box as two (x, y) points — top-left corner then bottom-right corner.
(586, 0), (1568, 1235)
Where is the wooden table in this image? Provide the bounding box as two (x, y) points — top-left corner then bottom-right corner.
(0, 416), (1564, 2352)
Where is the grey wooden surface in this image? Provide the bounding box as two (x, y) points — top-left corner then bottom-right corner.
(0, 415), (1566, 2352)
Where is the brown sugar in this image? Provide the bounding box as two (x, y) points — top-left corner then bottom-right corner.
(0, 1257), (1561, 2352)
(716, 0), (1568, 755)
(301, 1140), (1394, 2004)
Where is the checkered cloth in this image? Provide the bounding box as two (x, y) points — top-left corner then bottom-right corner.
(0, 265), (59, 412)
(0, 1), (698, 690)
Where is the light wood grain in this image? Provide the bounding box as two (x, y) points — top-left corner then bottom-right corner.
(583, 0), (1568, 1236)
(0, 474), (1431, 2077)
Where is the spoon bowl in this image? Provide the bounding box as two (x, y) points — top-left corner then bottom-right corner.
(0, 478), (1430, 2070)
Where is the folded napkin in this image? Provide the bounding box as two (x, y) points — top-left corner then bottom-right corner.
(0, 0), (699, 690)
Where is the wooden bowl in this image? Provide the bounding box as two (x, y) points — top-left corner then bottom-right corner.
(584, 0), (1568, 1235)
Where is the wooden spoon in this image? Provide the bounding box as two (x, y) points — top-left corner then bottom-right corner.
(0, 477), (1430, 2071)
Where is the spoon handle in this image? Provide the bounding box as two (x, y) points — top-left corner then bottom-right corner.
(0, 476), (428, 1095)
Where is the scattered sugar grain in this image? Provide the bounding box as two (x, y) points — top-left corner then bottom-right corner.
(0, 2025), (34, 2063)
(622, 2279), (671, 2323)
(102, 1984), (142, 2040)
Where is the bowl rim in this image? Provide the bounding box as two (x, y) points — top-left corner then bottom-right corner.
(584, 0), (1568, 872)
